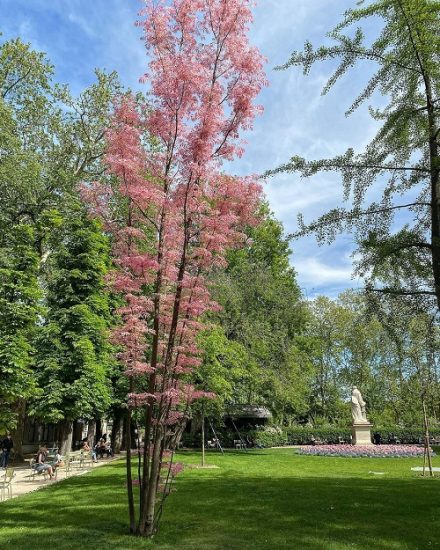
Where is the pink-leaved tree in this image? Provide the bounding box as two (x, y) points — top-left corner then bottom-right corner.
(83, 0), (266, 537)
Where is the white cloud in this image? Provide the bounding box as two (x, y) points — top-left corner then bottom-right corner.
(296, 257), (354, 285)
(67, 12), (96, 38)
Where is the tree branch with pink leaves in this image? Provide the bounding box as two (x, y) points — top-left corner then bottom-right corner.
(82, 0), (266, 537)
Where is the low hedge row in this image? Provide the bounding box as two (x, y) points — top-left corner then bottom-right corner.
(180, 426), (440, 448)
(251, 427), (440, 448)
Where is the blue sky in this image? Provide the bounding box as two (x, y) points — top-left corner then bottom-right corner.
(0, 0), (382, 298)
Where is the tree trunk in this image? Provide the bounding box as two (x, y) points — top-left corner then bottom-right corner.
(138, 425), (164, 536)
(422, 401), (433, 477)
(428, 104), (440, 312)
(95, 419), (103, 442)
(201, 413), (205, 467)
(111, 408), (124, 454)
(87, 419), (97, 447)
(125, 408), (136, 534)
(419, 44), (440, 311)
(11, 399), (26, 462)
(57, 420), (74, 455)
(173, 419), (187, 449)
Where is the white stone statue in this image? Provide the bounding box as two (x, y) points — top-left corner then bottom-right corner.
(351, 386), (368, 424)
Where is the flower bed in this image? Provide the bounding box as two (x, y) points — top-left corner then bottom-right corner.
(297, 444), (434, 458)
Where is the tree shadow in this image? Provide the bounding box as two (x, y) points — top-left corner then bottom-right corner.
(1, 461), (439, 549)
(157, 474), (440, 549)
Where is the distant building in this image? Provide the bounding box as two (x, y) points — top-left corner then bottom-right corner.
(225, 404), (272, 428)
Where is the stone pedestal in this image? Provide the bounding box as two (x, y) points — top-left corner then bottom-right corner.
(352, 423), (373, 446)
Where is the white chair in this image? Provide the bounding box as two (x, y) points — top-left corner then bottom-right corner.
(0, 468), (15, 501)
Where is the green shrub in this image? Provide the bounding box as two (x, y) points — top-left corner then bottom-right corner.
(250, 426), (287, 448)
(373, 427), (440, 444)
(285, 427), (351, 445)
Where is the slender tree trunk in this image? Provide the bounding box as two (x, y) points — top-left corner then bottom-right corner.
(139, 225), (190, 536)
(171, 418), (187, 449)
(95, 419), (103, 442)
(422, 401), (433, 477)
(121, 416), (127, 452)
(126, 408), (136, 533)
(139, 424), (164, 536)
(139, 213), (165, 528)
(11, 399), (26, 462)
(201, 413), (205, 467)
(111, 409), (124, 454)
(427, 90), (440, 312)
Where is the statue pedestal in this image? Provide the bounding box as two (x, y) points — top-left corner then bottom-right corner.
(352, 423), (373, 446)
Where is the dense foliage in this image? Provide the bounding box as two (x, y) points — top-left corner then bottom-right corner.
(194, 208), (310, 424)
(30, 209), (115, 451)
(0, 36), (120, 445)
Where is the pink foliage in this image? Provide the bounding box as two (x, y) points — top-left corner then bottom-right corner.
(83, 0), (265, 522)
(86, 0), (265, 421)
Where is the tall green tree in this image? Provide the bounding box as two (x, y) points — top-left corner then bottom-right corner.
(367, 293), (440, 426)
(0, 36), (121, 448)
(30, 208), (115, 453)
(207, 207), (310, 423)
(269, 0), (440, 311)
(0, 223), (41, 430)
(305, 296), (348, 425)
(0, 77), (43, 430)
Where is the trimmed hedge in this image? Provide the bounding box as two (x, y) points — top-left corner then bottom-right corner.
(285, 428), (350, 445)
(181, 425), (440, 448)
(251, 426), (440, 448)
(374, 427), (440, 444)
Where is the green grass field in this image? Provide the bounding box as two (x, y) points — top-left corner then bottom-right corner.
(1, 449), (439, 550)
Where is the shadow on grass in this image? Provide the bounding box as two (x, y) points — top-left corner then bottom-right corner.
(158, 475), (440, 549)
(1, 459), (439, 550)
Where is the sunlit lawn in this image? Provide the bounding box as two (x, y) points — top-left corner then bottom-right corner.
(0, 448), (439, 549)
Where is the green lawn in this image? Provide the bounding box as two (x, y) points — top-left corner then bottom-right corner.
(1, 449), (439, 550)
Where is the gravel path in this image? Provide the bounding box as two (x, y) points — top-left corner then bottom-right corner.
(1, 455), (122, 501)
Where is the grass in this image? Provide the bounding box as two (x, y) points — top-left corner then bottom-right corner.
(0, 448), (439, 549)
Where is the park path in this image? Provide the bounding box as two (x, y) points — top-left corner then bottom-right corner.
(1, 455), (122, 502)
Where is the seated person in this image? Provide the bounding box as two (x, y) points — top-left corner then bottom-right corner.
(34, 444), (54, 480)
(81, 438), (97, 462)
(96, 438), (112, 458)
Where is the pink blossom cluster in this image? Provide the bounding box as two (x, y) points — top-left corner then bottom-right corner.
(298, 444), (433, 458)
